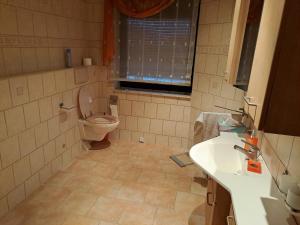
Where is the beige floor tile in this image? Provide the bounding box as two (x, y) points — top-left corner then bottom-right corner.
(62, 215), (100, 225)
(175, 192), (206, 214)
(27, 185), (71, 205)
(90, 163), (117, 178)
(65, 159), (98, 174)
(119, 211), (154, 225)
(145, 188), (177, 209)
(154, 208), (190, 225)
(88, 177), (122, 198)
(113, 167), (141, 182)
(117, 182), (147, 203)
(60, 192), (98, 215)
(87, 197), (125, 222)
(0, 141), (205, 225)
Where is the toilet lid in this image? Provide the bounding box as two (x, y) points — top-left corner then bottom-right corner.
(78, 86), (93, 119)
(87, 115), (118, 124)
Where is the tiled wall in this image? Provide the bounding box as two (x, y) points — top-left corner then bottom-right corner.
(0, 0), (104, 77)
(259, 132), (300, 185)
(189, 0), (244, 143)
(110, 90), (192, 151)
(0, 65), (107, 217)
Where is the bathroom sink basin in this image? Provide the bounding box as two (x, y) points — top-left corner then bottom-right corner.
(190, 141), (246, 175)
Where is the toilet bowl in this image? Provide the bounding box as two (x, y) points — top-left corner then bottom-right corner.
(78, 86), (119, 142)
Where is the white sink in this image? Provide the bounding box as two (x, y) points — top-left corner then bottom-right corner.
(190, 141), (246, 175)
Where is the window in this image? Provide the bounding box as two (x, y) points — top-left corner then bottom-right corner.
(113, 0), (200, 94)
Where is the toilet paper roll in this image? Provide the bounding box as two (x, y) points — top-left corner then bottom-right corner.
(83, 58), (92, 66)
(286, 184), (300, 211)
(278, 174), (297, 194)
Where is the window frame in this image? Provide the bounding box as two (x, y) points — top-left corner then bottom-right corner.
(115, 0), (201, 95)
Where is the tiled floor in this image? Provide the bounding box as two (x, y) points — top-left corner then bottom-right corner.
(0, 141), (207, 225)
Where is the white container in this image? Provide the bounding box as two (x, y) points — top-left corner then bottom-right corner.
(83, 58), (92, 66)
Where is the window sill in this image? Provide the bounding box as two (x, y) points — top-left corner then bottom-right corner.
(114, 88), (191, 100)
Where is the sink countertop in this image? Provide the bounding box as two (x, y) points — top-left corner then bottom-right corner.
(189, 132), (296, 225)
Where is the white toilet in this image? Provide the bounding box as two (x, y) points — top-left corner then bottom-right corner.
(78, 86), (119, 148)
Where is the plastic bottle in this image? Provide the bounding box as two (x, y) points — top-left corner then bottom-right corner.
(65, 48), (72, 68)
(245, 129), (258, 150)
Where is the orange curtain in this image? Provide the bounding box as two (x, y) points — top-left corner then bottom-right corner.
(103, 0), (175, 66)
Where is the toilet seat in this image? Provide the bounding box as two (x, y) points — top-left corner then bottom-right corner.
(78, 86), (119, 143)
(78, 86), (119, 124)
(87, 114), (118, 124)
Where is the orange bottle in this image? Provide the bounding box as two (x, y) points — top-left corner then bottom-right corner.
(244, 130), (258, 150)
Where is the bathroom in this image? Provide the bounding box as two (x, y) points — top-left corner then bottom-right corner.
(0, 0), (299, 224)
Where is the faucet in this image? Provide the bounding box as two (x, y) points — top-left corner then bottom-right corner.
(234, 139), (261, 161)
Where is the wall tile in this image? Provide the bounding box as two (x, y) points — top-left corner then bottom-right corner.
(13, 156), (31, 186)
(144, 103), (157, 119)
(205, 54), (219, 75)
(157, 104), (170, 120)
(175, 122), (190, 138)
(52, 93), (63, 116)
(170, 105), (184, 121)
(39, 97), (53, 121)
(48, 116), (60, 139)
(9, 76), (29, 106)
(36, 48), (50, 71)
(65, 129), (74, 149)
(51, 155), (62, 173)
(17, 8), (34, 36)
(0, 197), (8, 218)
(220, 82), (235, 99)
(24, 173), (40, 197)
(163, 121), (176, 136)
(27, 74), (44, 101)
(21, 48), (37, 73)
(0, 112), (7, 141)
(18, 128), (36, 157)
(218, 0), (234, 23)
(120, 100), (132, 116)
(43, 140), (56, 163)
(131, 101), (144, 117)
(3, 48), (22, 75)
(150, 119), (163, 135)
(137, 117), (150, 132)
(0, 136), (20, 168)
(0, 166), (15, 198)
(141, 133), (153, 144)
(33, 12), (47, 37)
(199, 1), (219, 24)
(125, 116), (138, 131)
(42, 72), (56, 96)
(197, 25), (210, 46)
(276, 135), (294, 167)
(23, 101), (40, 128)
(169, 137), (181, 148)
(55, 134), (66, 155)
(35, 121), (49, 147)
(209, 77), (222, 95)
(120, 130), (131, 141)
(54, 70), (66, 93)
(7, 184), (25, 210)
(0, 80), (12, 111)
(5, 106), (26, 136)
(39, 164), (52, 184)
(0, 49), (6, 77)
(29, 147), (44, 174)
(155, 135), (168, 146)
(0, 5), (18, 35)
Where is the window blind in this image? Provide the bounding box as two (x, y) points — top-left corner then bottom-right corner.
(113, 0), (200, 86)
